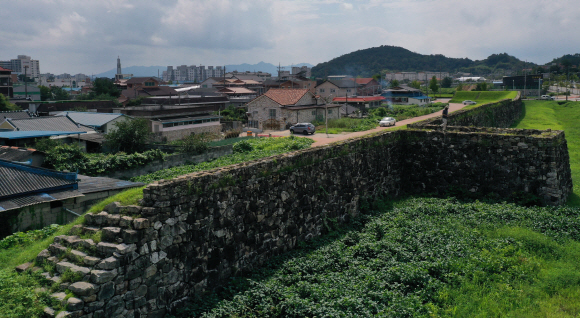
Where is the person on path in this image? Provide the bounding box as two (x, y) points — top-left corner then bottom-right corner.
(441, 105), (449, 131)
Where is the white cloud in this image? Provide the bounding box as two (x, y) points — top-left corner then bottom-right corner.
(1, 0), (580, 74)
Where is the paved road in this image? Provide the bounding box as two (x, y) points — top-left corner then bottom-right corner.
(257, 99), (467, 148)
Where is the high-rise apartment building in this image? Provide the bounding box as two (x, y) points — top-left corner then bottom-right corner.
(0, 55), (40, 79)
(163, 64), (224, 83)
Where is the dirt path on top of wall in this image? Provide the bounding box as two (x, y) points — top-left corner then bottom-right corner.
(258, 101), (467, 148)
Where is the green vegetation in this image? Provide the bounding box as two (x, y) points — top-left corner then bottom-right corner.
(0, 93), (19, 111)
(0, 186), (145, 318)
(172, 197), (580, 318)
(0, 224), (61, 250)
(208, 137), (253, 147)
(318, 104), (446, 134)
(450, 91), (518, 108)
(312, 46), (530, 78)
(215, 105), (247, 122)
(131, 137), (314, 184)
(104, 118), (152, 153)
(512, 100), (580, 206)
(0, 270), (52, 318)
(42, 143), (165, 176)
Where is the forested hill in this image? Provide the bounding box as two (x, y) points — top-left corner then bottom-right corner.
(311, 45), (533, 77)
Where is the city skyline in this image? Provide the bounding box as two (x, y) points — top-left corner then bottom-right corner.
(2, 0), (580, 74)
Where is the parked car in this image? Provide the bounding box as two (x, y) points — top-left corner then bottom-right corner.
(462, 100), (477, 105)
(290, 123), (316, 135)
(379, 117), (396, 127)
(540, 95), (555, 100)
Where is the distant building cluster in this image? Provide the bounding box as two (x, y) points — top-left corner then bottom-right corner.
(385, 71), (450, 81)
(162, 65), (225, 83)
(0, 55), (40, 79)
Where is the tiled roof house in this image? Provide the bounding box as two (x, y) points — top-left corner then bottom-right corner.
(246, 89), (341, 130)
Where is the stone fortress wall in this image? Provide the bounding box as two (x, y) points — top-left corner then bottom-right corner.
(33, 94), (573, 317)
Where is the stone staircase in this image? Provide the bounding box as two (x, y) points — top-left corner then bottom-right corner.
(20, 202), (155, 318)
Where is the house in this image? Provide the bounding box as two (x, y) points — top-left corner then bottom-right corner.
(100, 96), (228, 142)
(246, 88), (341, 130)
(0, 159), (144, 238)
(349, 78), (382, 96)
(0, 146), (45, 166)
(315, 80), (358, 99)
(27, 101), (118, 116)
(332, 96), (386, 113)
(0, 110), (33, 125)
(0, 116), (96, 149)
(217, 87), (258, 107)
(54, 111), (133, 134)
(279, 78), (318, 94)
(381, 86), (432, 105)
(0, 66), (13, 98)
(120, 77), (178, 104)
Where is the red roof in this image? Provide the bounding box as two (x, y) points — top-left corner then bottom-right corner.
(350, 78), (375, 85)
(263, 88), (310, 106)
(0, 66), (12, 72)
(333, 96), (385, 102)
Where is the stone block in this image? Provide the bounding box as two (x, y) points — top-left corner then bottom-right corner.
(122, 230), (139, 244)
(15, 262), (32, 273)
(97, 281), (115, 301)
(96, 242), (118, 257)
(85, 300), (104, 313)
(56, 262), (91, 276)
(96, 256), (120, 270)
(67, 297), (84, 311)
(83, 256), (101, 267)
(133, 218), (150, 230)
(101, 227), (122, 243)
(90, 269), (117, 284)
(104, 201), (122, 214)
(119, 216), (133, 228)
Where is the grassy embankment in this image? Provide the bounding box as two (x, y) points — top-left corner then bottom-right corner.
(512, 100), (580, 206)
(450, 91), (518, 109)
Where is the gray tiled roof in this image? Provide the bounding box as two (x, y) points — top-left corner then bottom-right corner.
(0, 159), (78, 200)
(7, 116), (95, 132)
(0, 190), (82, 212)
(54, 112), (128, 128)
(0, 146), (38, 162)
(0, 110), (33, 121)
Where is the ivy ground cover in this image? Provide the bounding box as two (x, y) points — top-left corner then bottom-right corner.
(512, 100), (580, 206)
(173, 197), (580, 318)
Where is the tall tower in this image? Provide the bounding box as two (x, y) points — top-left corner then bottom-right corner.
(117, 56), (122, 75)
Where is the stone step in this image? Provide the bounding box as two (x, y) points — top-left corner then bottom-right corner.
(101, 227), (122, 243)
(82, 226), (100, 235)
(96, 242), (136, 258)
(40, 272), (60, 284)
(54, 235), (83, 247)
(48, 243), (68, 257)
(55, 261), (91, 277)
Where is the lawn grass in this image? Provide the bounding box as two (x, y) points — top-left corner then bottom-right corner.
(450, 91), (518, 108)
(511, 100), (580, 206)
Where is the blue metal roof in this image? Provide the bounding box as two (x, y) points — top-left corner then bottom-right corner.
(0, 131), (87, 139)
(411, 96), (432, 100)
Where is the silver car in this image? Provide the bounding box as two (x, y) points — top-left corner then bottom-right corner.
(290, 123), (316, 135)
(462, 100), (477, 105)
(379, 117), (396, 127)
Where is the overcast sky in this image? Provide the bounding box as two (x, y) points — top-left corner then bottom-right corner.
(2, 0), (578, 74)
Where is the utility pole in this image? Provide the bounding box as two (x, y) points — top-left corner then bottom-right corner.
(24, 66), (28, 100)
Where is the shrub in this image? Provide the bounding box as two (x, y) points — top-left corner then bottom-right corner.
(224, 129), (242, 139)
(33, 138), (61, 152)
(180, 133), (213, 155)
(232, 140), (254, 153)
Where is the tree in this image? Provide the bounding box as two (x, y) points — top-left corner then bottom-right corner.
(104, 118), (152, 154)
(474, 82), (488, 91)
(0, 93), (20, 111)
(391, 79), (400, 87)
(456, 83), (464, 91)
(429, 76), (439, 95)
(441, 77), (453, 88)
(409, 80), (421, 89)
(92, 78), (120, 97)
(50, 86), (70, 100)
(17, 74), (34, 82)
(39, 85), (51, 101)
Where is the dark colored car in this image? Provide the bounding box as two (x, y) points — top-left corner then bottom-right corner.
(290, 123), (316, 135)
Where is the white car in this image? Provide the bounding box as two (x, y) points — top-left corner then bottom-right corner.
(462, 100), (477, 105)
(379, 117), (396, 127)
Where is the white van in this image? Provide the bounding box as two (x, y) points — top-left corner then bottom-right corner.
(540, 95), (555, 100)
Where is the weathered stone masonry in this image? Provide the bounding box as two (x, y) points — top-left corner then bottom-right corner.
(34, 96), (573, 317)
